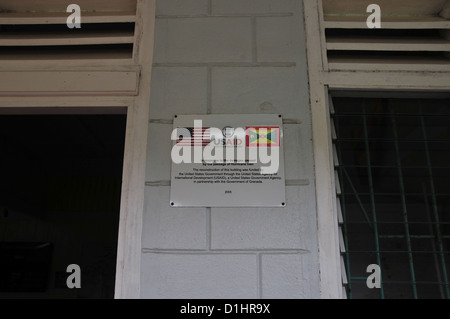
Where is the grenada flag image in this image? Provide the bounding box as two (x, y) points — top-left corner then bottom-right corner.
(246, 127), (280, 147)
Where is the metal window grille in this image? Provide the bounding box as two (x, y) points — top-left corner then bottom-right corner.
(332, 97), (450, 299)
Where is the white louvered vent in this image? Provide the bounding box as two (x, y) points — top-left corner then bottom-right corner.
(0, 0), (138, 67)
(328, 95), (348, 299)
(323, 0), (450, 71)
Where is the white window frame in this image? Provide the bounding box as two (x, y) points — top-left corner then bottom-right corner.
(0, 0), (156, 299)
(303, 0), (450, 298)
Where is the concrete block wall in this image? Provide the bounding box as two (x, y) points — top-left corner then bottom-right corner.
(141, 0), (320, 299)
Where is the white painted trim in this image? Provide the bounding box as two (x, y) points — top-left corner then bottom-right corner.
(0, 11), (137, 25)
(0, 0), (156, 300)
(317, 0), (329, 71)
(0, 0), (137, 13)
(327, 61), (450, 72)
(0, 106), (127, 115)
(114, 0), (156, 299)
(326, 37), (450, 52)
(303, 0), (343, 299)
(325, 71), (450, 91)
(0, 31), (135, 46)
(0, 96), (133, 107)
(323, 16), (450, 29)
(305, 0), (450, 299)
(0, 71), (139, 96)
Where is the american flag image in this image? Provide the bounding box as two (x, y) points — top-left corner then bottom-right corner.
(175, 127), (211, 146)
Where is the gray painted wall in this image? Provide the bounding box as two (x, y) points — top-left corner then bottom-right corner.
(141, 0), (319, 299)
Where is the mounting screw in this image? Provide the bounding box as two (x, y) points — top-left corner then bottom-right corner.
(281, 202), (286, 207)
(170, 202), (175, 207)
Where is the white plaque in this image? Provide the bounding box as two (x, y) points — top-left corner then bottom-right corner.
(170, 114), (286, 207)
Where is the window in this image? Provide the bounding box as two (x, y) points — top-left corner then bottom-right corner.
(333, 96), (450, 299)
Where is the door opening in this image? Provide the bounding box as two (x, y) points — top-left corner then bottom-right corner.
(0, 112), (127, 299)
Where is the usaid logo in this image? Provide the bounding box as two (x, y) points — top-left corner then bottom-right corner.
(222, 126), (235, 139)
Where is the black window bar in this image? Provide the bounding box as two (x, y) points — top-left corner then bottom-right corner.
(332, 97), (450, 299)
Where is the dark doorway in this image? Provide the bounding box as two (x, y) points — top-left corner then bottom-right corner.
(0, 112), (127, 299)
